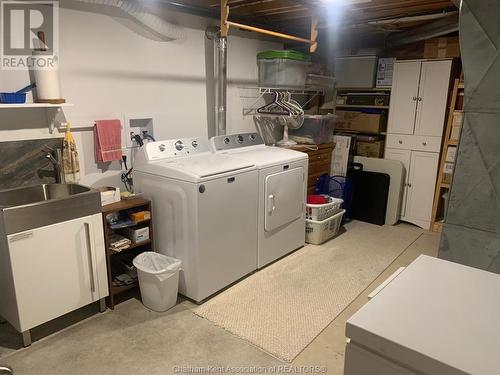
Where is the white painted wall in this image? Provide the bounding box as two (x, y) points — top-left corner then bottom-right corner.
(0, 4), (280, 187)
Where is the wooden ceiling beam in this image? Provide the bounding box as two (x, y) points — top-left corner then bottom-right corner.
(356, 4), (456, 20)
(229, 0), (304, 14)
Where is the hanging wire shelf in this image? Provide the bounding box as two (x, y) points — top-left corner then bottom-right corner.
(239, 86), (325, 116)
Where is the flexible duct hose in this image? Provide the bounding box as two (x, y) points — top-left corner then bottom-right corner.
(75, 0), (184, 41)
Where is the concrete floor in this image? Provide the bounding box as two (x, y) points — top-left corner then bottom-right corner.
(0, 229), (440, 375)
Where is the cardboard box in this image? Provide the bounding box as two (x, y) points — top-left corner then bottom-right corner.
(336, 110), (387, 133)
(388, 41), (425, 60)
(356, 140), (385, 158)
(332, 135), (354, 176)
(376, 58), (395, 87)
(443, 162), (455, 184)
(424, 37), (460, 58)
(99, 186), (121, 206)
(130, 211), (151, 223)
(126, 226), (149, 243)
(446, 146), (457, 163)
(451, 111), (464, 140)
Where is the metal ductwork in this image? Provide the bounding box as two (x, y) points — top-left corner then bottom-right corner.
(74, 0), (185, 41)
(386, 13), (459, 47)
(206, 27), (227, 137)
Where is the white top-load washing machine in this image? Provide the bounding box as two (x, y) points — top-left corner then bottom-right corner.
(133, 138), (259, 302)
(210, 133), (308, 268)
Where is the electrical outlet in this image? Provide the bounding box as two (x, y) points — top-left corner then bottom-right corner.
(123, 114), (155, 148)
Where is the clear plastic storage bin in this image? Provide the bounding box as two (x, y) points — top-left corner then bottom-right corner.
(257, 50), (309, 88)
(289, 114), (336, 145)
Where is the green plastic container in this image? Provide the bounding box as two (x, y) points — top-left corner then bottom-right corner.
(257, 50), (309, 62)
(257, 50), (310, 87)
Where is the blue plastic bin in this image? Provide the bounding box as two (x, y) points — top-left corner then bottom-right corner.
(0, 92), (26, 104)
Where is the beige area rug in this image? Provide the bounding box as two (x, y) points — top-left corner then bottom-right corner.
(193, 221), (423, 362)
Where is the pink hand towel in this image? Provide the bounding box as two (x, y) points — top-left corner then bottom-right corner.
(94, 119), (122, 163)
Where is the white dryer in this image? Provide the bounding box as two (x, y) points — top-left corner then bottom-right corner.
(133, 138), (259, 302)
(210, 133), (308, 268)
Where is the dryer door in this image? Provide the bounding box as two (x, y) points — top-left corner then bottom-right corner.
(265, 167), (304, 232)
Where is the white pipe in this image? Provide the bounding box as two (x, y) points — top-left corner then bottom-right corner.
(75, 0), (184, 41)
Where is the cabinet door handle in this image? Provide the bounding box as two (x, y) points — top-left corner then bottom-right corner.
(418, 97), (423, 101)
(422, 142), (427, 146)
(412, 97), (417, 101)
(398, 140), (403, 144)
(408, 183), (412, 188)
(84, 222), (96, 293)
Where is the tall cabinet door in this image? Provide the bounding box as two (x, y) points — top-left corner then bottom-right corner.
(405, 151), (439, 228)
(8, 215), (103, 331)
(414, 60), (452, 136)
(387, 61), (421, 135)
(385, 148), (411, 218)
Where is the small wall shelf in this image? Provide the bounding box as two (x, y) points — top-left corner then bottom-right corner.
(0, 102), (74, 134)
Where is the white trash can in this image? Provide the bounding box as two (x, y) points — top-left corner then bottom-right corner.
(133, 252), (182, 312)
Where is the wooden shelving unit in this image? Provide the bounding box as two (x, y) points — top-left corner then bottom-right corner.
(102, 197), (154, 309)
(336, 104), (390, 110)
(431, 79), (465, 232)
(334, 88), (390, 159)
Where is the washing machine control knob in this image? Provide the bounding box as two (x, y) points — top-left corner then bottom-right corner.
(224, 137), (230, 144)
(192, 140), (198, 148)
(249, 134), (256, 141)
(158, 144), (166, 152)
(236, 135), (244, 144)
(175, 140), (184, 151)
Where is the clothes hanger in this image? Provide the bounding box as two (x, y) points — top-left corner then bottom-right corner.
(257, 92), (292, 115)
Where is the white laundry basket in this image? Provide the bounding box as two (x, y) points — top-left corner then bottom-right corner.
(133, 252), (182, 312)
(306, 209), (345, 245)
(305, 196), (344, 221)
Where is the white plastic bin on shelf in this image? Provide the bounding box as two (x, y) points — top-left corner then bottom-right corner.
(133, 252), (182, 312)
(306, 196), (343, 221)
(306, 210), (346, 245)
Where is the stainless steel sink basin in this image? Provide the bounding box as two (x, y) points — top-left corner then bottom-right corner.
(0, 184), (92, 208)
(0, 184), (102, 234)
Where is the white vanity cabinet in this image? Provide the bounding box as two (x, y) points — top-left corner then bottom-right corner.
(385, 59), (453, 229)
(0, 214), (108, 339)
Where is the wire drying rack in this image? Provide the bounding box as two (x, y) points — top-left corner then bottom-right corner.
(239, 86), (324, 116)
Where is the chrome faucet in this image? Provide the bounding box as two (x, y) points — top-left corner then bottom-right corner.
(42, 146), (65, 183)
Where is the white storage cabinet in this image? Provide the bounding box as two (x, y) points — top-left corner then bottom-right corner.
(0, 214), (108, 344)
(385, 59), (452, 229)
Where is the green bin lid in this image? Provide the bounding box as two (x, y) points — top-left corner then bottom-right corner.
(257, 50), (309, 62)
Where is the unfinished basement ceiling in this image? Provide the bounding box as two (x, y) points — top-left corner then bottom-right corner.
(171, 0), (458, 34)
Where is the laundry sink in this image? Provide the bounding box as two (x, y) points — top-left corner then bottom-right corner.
(0, 183), (92, 207)
(0, 183), (102, 235)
